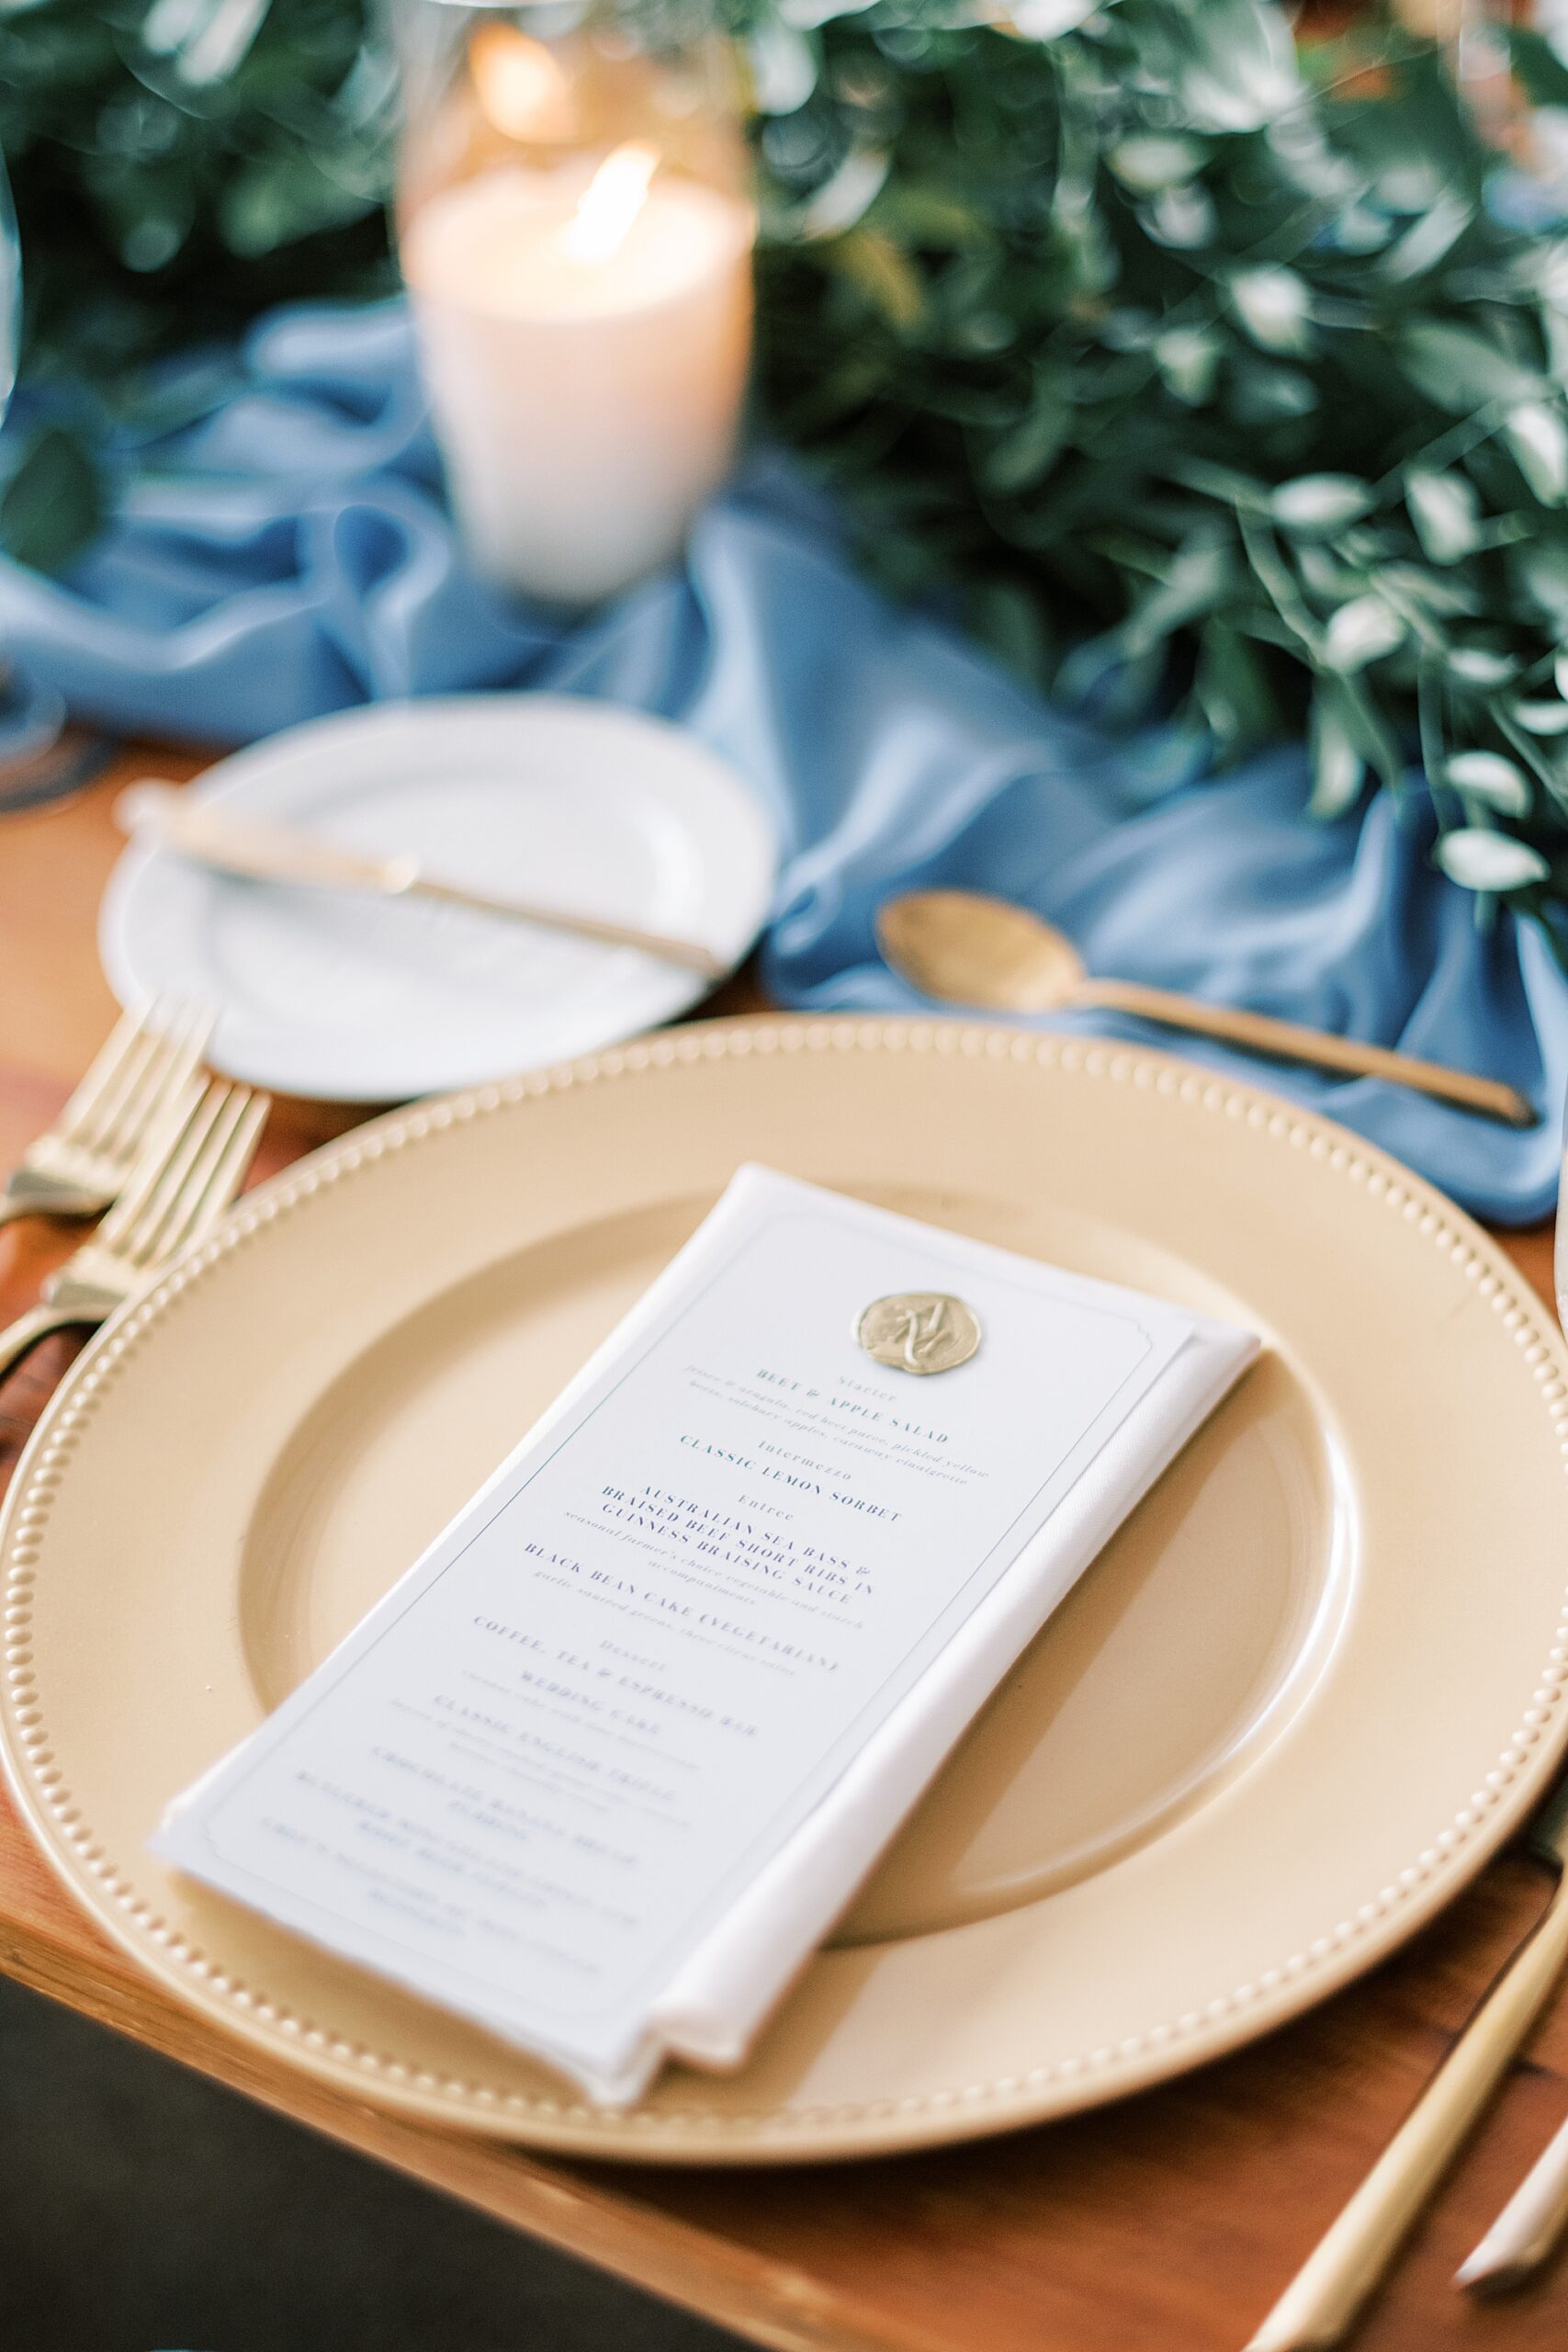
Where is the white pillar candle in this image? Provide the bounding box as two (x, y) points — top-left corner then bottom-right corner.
(402, 151), (753, 605)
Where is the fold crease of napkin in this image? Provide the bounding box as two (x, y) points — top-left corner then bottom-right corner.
(1, 299), (1562, 1222)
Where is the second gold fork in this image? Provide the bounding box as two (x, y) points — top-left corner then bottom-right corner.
(0, 996), (213, 1227)
(0, 1075), (270, 1383)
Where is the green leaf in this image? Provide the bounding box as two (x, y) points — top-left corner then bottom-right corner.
(1108, 136), (1204, 194)
(1008, 0), (1098, 31)
(968, 577), (1053, 688)
(1512, 538), (1568, 623)
(1405, 469), (1482, 565)
(144, 0), (268, 85)
(1511, 699), (1568, 735)
(1193, 616), (1279, 754)
(1323, 596), (1404, 673)
(1167, 456), (1271, 513)
(871, 184), (987, 251)
(1444, 751), (1532, 815)
(1121, 537), (1235, 658)
(1377, 562), (1479, 619)
(0, 428), (105, 574)
(748, 19), (817, 115)
(218, 153), (378, 257)
(1399, 322), (1543, 414)
(825, 230), (925, 332)
(800, 150), (890, 241)
(1142, 186), (1216, 249)
(1332, 205), (1394, 256)
(1449, 647), (1520, 688)
(1436, 828), (1551, 892)
(1308, 686), (1366, 818)
(1296, 542), (1359, 602)
(1314, 672), (1405, 794)
(1176, 0), (1300, 132)
(1270, 474), (1375, 537)
(1506, 402), (1568, 505)
(983, 377), (1072, 494)
(1153, 325), (1221, 406)
(1227, 360), (1317, 422)
(1229, 266), (1314, 355)
(1380, 193), (1473, 285)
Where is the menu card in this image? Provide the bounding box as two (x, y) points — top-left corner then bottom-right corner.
(157, 1166), (1258, 2103)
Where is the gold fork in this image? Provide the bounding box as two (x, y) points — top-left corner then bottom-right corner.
(0, 997), (214, 1227)
(0, 1075), (270, 1383)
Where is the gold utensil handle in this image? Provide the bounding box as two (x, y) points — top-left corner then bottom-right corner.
(1247, 1868), (1568, 2350)
(120, 782), (729, 982)
(1457, 2102), (1568, 2292)
(1075, 978), (1536, 1129)
(121, 782), (395, 897)
(0, 1303), (80, 1383)
(405, 876), (728, 978)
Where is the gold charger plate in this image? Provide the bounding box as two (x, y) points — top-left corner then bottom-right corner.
(4, 1015), (1567, 2165)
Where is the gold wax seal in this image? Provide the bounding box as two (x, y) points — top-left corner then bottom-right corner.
(855, 1292), (981, 1376)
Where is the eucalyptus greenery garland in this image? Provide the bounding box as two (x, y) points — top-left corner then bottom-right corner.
(9, 0), (1568, 919)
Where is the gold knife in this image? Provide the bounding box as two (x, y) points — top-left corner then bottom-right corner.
(1247, 1769), (1568, 2349)
(116, 781), (730, 981)
(1454, 1776), (1568, 2296)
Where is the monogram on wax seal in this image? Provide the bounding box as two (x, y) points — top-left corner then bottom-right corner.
(855, 1292), (982, 1376)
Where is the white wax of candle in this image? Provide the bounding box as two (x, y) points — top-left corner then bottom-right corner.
(402, 162), (753, 604)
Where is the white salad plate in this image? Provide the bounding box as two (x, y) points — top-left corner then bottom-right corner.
(100, 695), (777, 1102)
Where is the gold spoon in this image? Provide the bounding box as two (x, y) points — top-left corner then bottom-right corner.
(875, 888), (1536, 1129)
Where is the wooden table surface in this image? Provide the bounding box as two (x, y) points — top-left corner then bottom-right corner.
(3, 745), (1568, 2352)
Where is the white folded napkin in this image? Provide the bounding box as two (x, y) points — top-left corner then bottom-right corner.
(637, 1306), (1254, 2090)
(157, 1165), (1258, 2104)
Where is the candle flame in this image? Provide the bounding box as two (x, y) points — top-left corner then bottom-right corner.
(559, 142), (660, 265)
(469, 24), (576, 143)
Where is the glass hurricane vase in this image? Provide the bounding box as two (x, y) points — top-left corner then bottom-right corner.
(390, 0), (754, 606)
